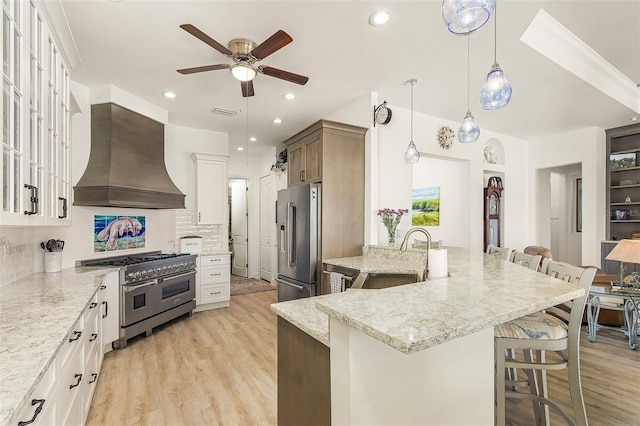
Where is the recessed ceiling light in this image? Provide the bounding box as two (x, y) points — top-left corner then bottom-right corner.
(631, 117), (638, 121)
(273, 118), (282, 124)
(283, 93), (296, 100)
(163, 91), (176, 99)
(237, 146), (244, 151)
(249, 137), (257, 142)
(369, 10), (391, 26)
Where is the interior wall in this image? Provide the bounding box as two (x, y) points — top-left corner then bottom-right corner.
(411, 156), (471, 247)
(529, 128), (605, 266)
(31, 83), (229, 271)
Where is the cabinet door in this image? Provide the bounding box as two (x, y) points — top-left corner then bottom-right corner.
(303, 136), (322, 183)
(196, 159), (227, 224)
(287, 142), (304, 186)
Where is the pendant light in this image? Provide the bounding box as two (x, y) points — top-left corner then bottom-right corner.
(479, 2), (512, 109)
(441, 0), (496, 35)
(458, 35), (480, 143)
(404, 79), (420, 164)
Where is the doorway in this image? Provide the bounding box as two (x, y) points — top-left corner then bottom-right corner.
(229, 178), (248, 278)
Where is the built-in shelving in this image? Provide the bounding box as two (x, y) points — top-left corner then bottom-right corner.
(605, 123), (640, 241)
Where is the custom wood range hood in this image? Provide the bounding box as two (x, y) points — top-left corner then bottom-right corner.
(74, 103), (185, 209)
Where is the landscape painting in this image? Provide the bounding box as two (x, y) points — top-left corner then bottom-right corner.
(94, 215), (146, 252)
(412, 186), (440, 226)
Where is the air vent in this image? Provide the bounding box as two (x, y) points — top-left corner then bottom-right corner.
(211, 107), (238, 117)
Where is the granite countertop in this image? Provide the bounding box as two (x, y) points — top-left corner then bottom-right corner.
(271, 295), (334, 346)
(324, 245), (428, 278)
(0, 266), (117, 426)
(273, 247), (585, 355)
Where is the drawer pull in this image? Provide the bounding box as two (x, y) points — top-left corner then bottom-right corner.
(89, 373), (98, 384)
(89, 302), (97, 309)
(211, 273), (221, 277)
(100, 285), (107, 290)
(18, 399), (45, 426)
(69, 374), (82, 389)
(210, 291), (221, 295)
(209, 259), (221, 262)
(89, 333), (98, 342)
(68, 331), (82, 342)
(102, 301), (108, 319)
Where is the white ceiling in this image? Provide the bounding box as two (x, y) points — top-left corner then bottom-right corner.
(61, 0), (640, 157)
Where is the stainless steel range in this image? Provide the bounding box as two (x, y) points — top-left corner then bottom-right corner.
(80, 251), (197, 348)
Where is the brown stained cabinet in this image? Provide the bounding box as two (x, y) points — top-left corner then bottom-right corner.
(282, 120), (367, 295)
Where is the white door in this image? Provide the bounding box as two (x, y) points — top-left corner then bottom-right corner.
(230, 179), (248, 277)
(260, 175), (273, 281)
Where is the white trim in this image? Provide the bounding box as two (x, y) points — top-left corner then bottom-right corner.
(521, 9), (640, 114)
(36, 0), (81, 69)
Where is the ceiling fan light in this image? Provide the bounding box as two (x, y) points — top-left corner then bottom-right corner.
(441, 0), (496, 34)
(231, 64), (257, 82)
(457, 111), (480, 143)
(479, 64), (512, 110)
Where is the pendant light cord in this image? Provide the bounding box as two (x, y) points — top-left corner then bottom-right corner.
(410, 81), (414, 141)
(467, 35), (470, 111)
(493, 3), (498, 64)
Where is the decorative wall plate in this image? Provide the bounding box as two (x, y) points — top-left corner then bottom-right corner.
(484, 146), (497, 164)
(437, 126), (455, 149)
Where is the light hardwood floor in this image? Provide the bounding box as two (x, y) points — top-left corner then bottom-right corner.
(87, 291), (640, 425)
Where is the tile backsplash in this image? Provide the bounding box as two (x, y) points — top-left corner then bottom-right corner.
(0, 228), (35, 287)
(174, 210), (226, 253)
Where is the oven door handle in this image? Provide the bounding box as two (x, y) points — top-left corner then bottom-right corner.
(158, 271), (195, 283)
(124, 280), (157, 293)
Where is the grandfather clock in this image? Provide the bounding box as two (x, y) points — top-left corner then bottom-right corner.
(484, 177), (504, 250)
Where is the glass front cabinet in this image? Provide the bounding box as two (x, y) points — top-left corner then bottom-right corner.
(1, 0), (71, 226)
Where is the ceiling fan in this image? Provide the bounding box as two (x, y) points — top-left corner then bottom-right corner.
(177, 24), (309, 97)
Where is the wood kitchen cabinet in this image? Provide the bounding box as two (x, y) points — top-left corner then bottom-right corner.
(282, 120), (368, 295)
(283, 120), (364, 188)
(192, 153), (230, 225)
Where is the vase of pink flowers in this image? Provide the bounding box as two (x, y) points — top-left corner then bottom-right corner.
(377, 208), (407, 245)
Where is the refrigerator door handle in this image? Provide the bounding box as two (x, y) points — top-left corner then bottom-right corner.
(281, 280), (304, 290)
(287, 202), (296, 267)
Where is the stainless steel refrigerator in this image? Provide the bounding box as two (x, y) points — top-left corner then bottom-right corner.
(275, 183), (321, 302)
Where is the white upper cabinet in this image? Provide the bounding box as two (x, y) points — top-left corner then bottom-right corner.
(192, 153), (229, 225)
(1, 0), (71, 226)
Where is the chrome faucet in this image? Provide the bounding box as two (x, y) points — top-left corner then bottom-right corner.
(400, 227), (432, 280)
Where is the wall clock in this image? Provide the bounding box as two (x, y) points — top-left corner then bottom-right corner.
(437, 126), (455, 149)
(373, 101), (392, 126)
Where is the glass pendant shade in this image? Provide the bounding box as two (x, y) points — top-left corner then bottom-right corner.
(479, 64), (512, 110)
(458, 111), (480, 143)
(404, 141), (420, 164)
(441, 0), (496, 34)
(231, 64), (257, 82)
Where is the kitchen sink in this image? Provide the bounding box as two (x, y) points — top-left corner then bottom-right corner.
(352, 272), (422, 290)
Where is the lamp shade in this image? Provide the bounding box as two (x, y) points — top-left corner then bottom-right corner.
(605, 239), (640, 264)
(479, 64), (512, 110)
(231, 64), (257, 82)
(441, 0), (496, 34)
(457, 111), (480, 143)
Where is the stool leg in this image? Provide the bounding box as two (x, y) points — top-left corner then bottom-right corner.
(567, 346), (588, 426)
(495, 338), (506, 426)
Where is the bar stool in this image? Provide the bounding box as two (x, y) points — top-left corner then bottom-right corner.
(487, 244), (514, 261)
(511, 251), (542, 271)
(494, 261), (596, 426)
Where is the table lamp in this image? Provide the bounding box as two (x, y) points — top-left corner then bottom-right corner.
(605, 239), (640, 286)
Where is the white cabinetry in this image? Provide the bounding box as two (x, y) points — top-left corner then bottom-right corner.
(1, 0), (71, 226)
(192, 153), (229, 225)
(12, 271), (119, 426)
(195, 254), (231, 311)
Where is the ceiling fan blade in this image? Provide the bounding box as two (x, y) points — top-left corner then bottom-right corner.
(259, 66), (309, 85)
(180, 24), (233, 56)
(241, 80), (255, 97)
(177, 64), (229, 74)
(250, 30), (293, 60)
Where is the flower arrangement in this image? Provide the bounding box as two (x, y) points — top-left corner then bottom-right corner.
(377, 208), (408, 244)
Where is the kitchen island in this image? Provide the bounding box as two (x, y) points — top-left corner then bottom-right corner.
(271, 247), (585, 425)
